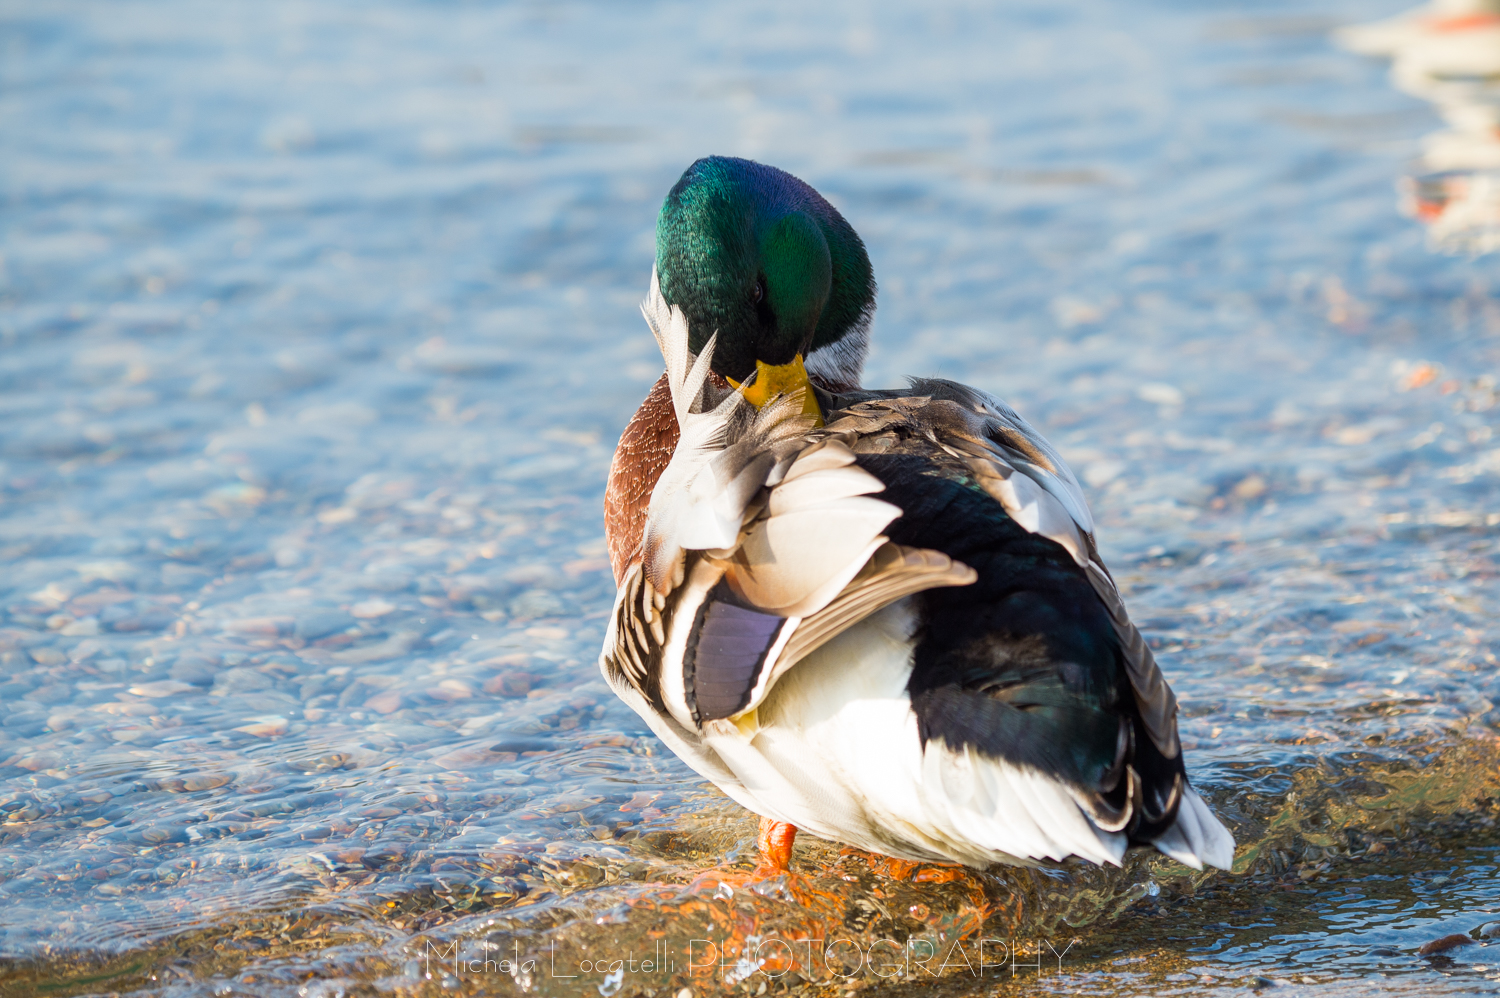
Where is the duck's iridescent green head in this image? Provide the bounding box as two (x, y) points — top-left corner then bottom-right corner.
(656, 156), (876, 391)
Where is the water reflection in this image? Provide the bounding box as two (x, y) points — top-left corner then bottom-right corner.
(1339, 1), (1500, 252)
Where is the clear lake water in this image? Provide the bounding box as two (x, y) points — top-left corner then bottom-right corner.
(4, 1), (1500, 995)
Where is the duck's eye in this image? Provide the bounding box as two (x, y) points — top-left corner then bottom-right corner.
(752, 280), (765, 304)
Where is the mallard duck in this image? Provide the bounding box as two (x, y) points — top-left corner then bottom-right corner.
(600, 156), (1235, 876)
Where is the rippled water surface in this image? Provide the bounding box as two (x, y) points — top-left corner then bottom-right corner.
(5, 0), (1500, 995)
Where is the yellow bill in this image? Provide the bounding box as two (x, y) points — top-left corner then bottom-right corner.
(727, 354), (824, 426)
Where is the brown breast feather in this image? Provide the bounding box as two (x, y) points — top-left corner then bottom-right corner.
(604, 374), (678, 584)
(604, 370), (849, 585)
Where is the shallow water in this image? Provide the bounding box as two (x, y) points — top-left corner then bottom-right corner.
(3, 0), (1500, 995)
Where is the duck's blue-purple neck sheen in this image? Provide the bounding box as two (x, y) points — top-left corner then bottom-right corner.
(655, 156), (877, 384)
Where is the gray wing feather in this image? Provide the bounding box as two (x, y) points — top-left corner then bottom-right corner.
(778, 543), (976, 669)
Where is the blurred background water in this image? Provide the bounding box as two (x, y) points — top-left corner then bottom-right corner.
(4, 0), (1500, 995)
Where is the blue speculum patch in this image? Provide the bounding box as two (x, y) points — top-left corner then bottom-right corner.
(686, 593), (787, 722)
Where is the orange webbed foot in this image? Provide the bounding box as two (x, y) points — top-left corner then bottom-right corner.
(836, 846), (974, 882)
(685, 818), (801, 897)
(751, 816), (797, 879)
(835, 847), (996, 911)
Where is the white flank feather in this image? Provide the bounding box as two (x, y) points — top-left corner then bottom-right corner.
(1148, 786), (1236, 871)
(689, 600), (1137, 867)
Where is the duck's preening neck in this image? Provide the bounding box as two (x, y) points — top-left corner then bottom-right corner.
(803, 321), (868, 393)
